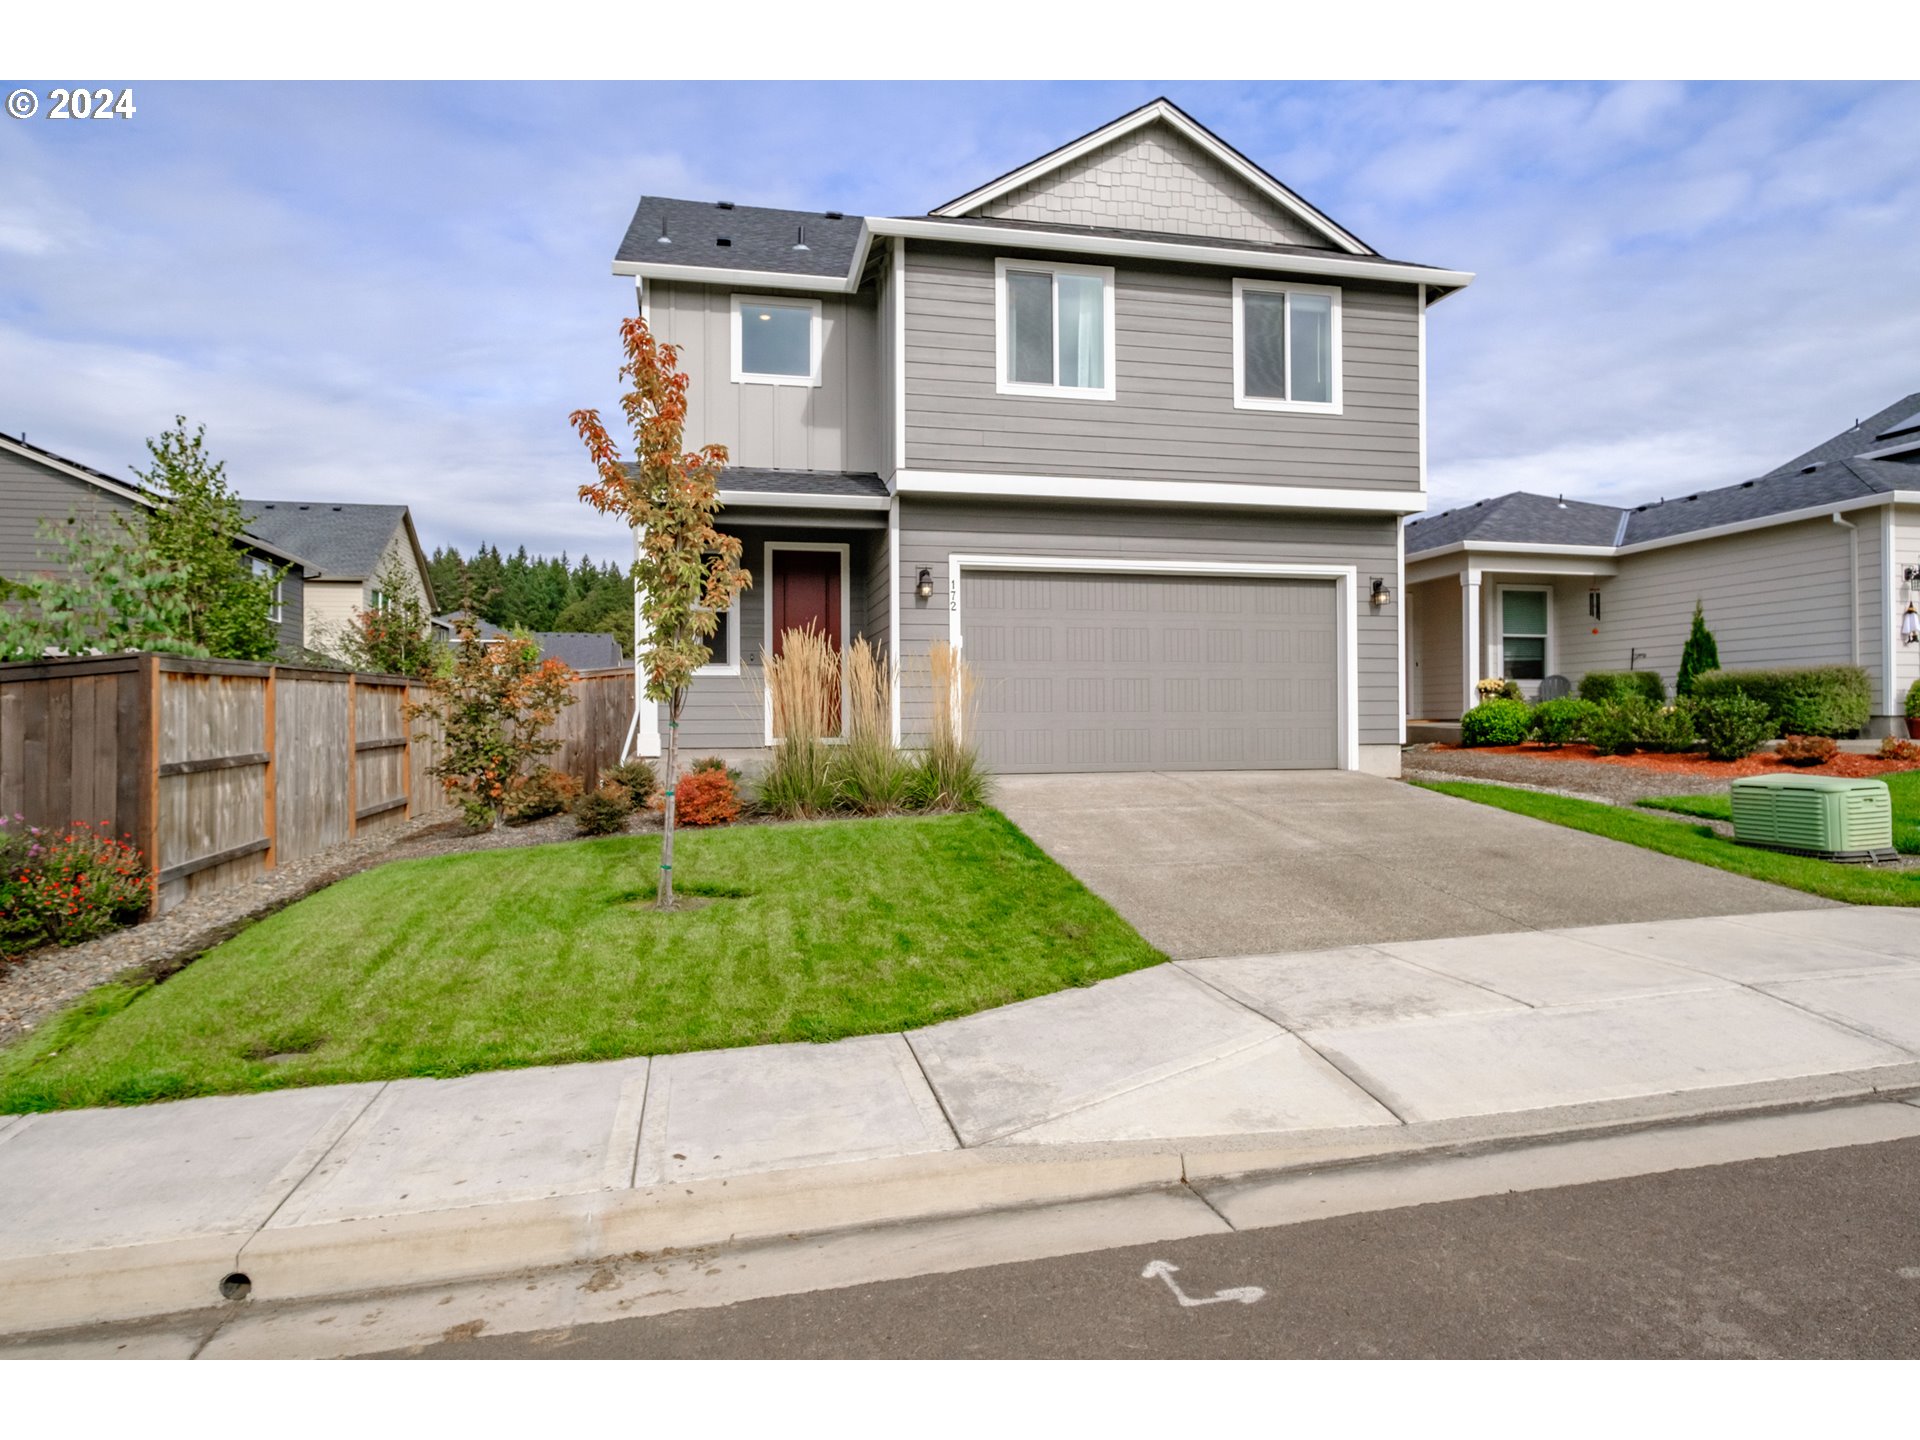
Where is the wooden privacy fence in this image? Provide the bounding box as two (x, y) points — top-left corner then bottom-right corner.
(0, 654), (635, 913)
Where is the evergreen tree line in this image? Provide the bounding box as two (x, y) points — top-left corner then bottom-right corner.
(425, 544), (633, 655)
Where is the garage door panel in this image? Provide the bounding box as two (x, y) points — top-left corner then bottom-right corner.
(962, 570), (1340, 773)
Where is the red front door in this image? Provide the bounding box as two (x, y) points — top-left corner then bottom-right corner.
(771, 549), (842, 657)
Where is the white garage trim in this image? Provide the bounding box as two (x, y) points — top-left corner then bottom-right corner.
(945, 554), (1360, 771)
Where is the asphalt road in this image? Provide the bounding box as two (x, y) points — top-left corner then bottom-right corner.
(389, 1136), (1920, 1359)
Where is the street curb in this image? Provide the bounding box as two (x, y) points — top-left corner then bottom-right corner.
(6, 1063), (1920, 1338)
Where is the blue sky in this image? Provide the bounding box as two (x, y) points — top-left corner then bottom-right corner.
(3, 80), (1917, 562)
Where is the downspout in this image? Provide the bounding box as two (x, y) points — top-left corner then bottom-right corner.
(1833, 512), (1860, 667)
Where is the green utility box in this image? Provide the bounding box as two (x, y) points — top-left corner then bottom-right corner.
(1729, 775), (1895, 863)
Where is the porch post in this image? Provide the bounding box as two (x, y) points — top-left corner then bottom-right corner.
(629, 522), (661, 759)
(1462, 568), (1482, 715)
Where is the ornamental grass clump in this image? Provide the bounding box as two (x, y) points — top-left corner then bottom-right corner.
(756, 624), (841, 819)
(906, 642), (989, 811)
(836, 638), (911, 815)
(0, 818), (151, 960)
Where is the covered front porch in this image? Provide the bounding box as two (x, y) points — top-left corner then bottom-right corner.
(1404, 549), (1620, 727)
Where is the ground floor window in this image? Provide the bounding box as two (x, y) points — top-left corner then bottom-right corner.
(1499, 587), (1549, 681)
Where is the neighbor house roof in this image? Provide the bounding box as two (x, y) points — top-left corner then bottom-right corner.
(1403, 492), (1626, 553)
(615, 198), (866, 279)
(241, 501), (429, 600)
(431, 615), (625, 671)
(2, 433), (310, 572)
(1766, 391), (1920, 473)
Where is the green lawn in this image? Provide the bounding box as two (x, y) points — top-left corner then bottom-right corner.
(1413, 780), (1920, 907)
(0, 811), (1164, 1112)
(1639, 770), (1920, 855)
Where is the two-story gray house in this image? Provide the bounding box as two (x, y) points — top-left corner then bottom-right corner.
(616, 99), (1471, 776)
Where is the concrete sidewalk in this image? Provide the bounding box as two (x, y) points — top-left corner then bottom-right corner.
(5, 906), (1920, 1336)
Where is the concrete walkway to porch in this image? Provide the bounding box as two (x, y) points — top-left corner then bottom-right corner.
(6, 905), (1920, 1340)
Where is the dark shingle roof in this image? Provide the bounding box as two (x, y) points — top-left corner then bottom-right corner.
(616, 198), (863, 277)
(240, 500), (407, 581)
(716, 467), (887, 499)
(1617, 459), (1904, 544)
(1766, 392), (1920, 474)
(431, 615), (625, 672)
(1405, 492), (1625, 554)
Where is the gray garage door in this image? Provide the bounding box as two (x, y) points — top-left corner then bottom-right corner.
(961, 570), (1339, 773)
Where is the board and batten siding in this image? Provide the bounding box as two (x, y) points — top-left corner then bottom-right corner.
(894, 498), (1400, 749)
(644, 281), (882, 474)
(901, 243), (1421, 493)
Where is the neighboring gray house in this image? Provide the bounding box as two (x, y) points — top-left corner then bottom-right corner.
(240, 500), (434, 659)
(615, 98), (1472, 775)
(1, 432), (311, 655)
(430, 614), (625, 671)
(1404, 392), (1920, 734)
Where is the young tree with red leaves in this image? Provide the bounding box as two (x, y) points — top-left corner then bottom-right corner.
(570, 317), (748, 908)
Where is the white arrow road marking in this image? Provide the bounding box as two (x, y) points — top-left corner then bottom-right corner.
(1141, 1259), (1265, 1308)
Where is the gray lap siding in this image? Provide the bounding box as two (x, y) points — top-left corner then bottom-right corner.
(895, 498), (1401, 750)
(902, 242), (1421, 493)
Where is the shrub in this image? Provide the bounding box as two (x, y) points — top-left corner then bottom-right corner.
(1777, 734), (1838, 767)
(570, 783), (633, 837)
(834, 637), (911, 815)
(1, 819), (150, 959)
(905, 641), (990, 811)
(1906, 678), (1920, 722)
(674, 767), (741, 826)
(1459, 699), (1531, 747)
(1637, 704), (1699, 754)
(1528, 697), (1594, 747)
(502, 766), (581, 825)
(1686, 692), (1777, 762)
(756, 625), (841, 819)
(1676, 600), (1720, 697)
(1579, 670), (1667, 705)
(598, 758), (657, 808)
(1878, 736), (1920, 762)
(1691, 665), (1870, 738)
(1584, 697), (1658, 756)
(1475, 677), (1523, 704)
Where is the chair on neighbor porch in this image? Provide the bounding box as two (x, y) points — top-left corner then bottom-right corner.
(1537, 675), (1573, 702)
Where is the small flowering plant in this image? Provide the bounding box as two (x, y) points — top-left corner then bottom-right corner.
(0, 815), (150, 960)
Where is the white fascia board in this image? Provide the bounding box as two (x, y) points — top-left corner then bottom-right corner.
(897, 469), (1427, 515)
(1405, 551), (1619, 585)
(865, 217), (1472, 292)
(716, 490), (890, 511)
(930, 100), (1370, 256)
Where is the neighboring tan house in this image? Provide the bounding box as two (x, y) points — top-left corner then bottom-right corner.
(1403, 391), (1920, 735)
(430, 613), (626, 671)
(1, 432), (311, 655)
(613, 98), (1472, 775)
(240, 501), (434, 659)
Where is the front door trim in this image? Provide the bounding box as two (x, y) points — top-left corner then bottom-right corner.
(763, 540), (852, 746)
(946, 554), (1359, 771)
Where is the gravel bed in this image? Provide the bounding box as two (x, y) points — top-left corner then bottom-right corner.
(1402, 745), (1737, 806)
(0, 807), (664, 1049)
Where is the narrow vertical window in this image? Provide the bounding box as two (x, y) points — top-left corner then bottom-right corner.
(1007, 270), (1053, 385)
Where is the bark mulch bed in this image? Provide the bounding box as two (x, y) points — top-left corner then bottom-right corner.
(1431, 742), (1920, 780)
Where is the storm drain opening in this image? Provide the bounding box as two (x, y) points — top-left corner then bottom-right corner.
(219, 1272), (252, 1301)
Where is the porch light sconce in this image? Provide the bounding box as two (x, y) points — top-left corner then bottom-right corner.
(915, 569), (934, 602)
(1904, 602), (1920, 646)
(1368, 577), (1390, 607)
(1906, 566), (1920, 585)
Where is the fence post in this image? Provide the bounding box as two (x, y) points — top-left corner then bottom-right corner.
(140, 653), (162, 916)
(345, 671), (358, 835)
(400, 681), (414, 819)
(262, 665), (278, 868)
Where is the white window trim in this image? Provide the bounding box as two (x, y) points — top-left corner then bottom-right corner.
(993, 257), (1117, 402)
(1493, 583), (1553, 686)
(1231, 277), (1343, 415)
(692, 581), (741, 678)
(761, 541), (852, 745)
(945, 554), (1360, 772)
(730, 294), (823, 388)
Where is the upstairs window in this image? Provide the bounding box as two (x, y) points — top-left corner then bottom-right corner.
(731, 295), (822, 386)
(995, 258), (1115, 400)
(1232, 279), (1342, 413)
(252, 556), (286, 625)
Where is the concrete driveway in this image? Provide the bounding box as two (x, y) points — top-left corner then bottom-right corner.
(993, 771), (1833, 960)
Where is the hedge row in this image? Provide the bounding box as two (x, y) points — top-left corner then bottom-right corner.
(1577, 670), (1667, 705)
(1689, 665), (1870, 738)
